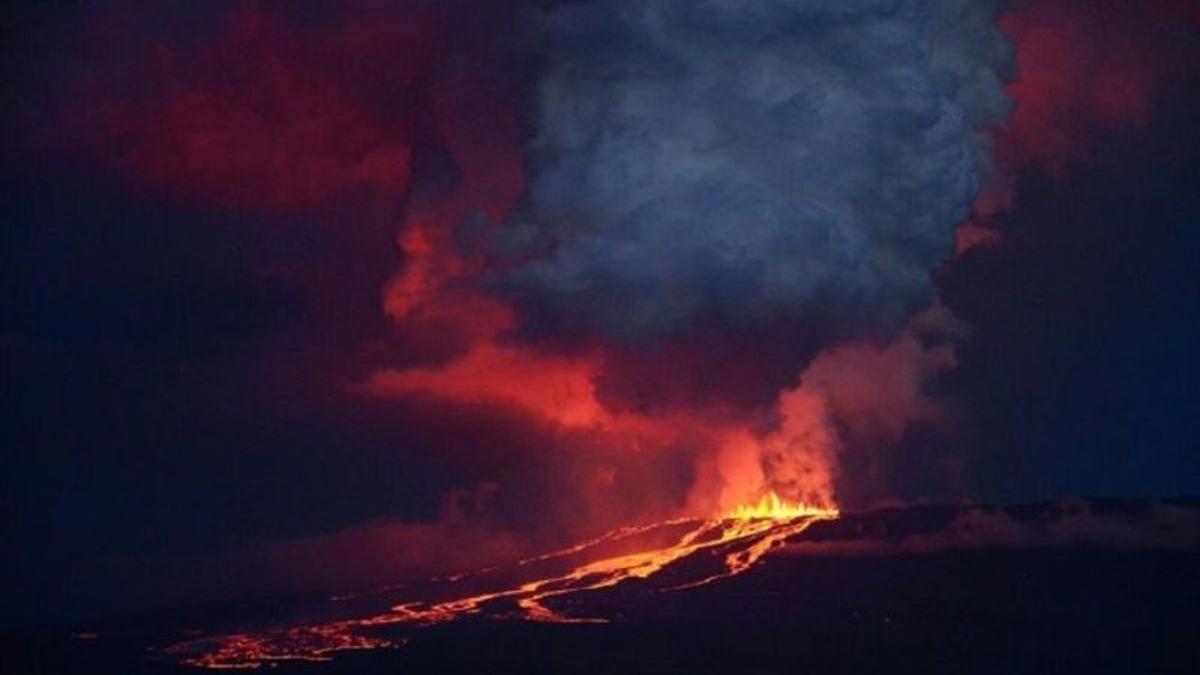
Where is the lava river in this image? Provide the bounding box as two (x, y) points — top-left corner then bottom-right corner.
(165, 494), (838, 669)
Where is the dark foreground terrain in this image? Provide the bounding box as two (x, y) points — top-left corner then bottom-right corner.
(6, 499), (1198, 675)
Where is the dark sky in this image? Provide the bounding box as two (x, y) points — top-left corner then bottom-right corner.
(946, 82), (1200, 501)
(2, 0), (1198, 626)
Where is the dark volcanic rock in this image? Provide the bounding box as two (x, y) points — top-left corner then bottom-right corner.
(7, 498), (1199, 675)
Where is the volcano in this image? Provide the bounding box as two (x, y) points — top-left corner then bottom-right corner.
(5, 1), (1200, 674)
(14, 498), (1199, 675)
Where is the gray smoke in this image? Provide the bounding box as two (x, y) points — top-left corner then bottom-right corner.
(493, 0), (1012, 342)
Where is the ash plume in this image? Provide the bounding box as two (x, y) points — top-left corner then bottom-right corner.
(494, 0), (1012, 343)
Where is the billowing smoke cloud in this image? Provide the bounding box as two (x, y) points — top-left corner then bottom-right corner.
(494, 0), (1011, 343)
(369, 0), (1021, 517)
(766, 303), (970, 506)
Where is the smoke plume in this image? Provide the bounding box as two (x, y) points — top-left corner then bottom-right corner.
(448, 0), (1013, 509)
(495, 0), (1011, 344)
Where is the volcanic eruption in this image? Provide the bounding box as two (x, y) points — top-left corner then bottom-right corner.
(6, 0), (1198, 672)
(167, 490), (841, 668)
(160, 0), (1016, 666)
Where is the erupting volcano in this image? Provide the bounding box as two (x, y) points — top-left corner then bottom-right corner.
(5, 0), (1199, 673)
(167, 493), (839, 669)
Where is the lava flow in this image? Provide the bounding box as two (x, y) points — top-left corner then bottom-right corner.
(164, 493), (838, 669)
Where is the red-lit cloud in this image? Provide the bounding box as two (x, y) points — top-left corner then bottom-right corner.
(996, 0), (1197, 178)
(61, 4), (441, 210)
(956, 0), (1197, 250)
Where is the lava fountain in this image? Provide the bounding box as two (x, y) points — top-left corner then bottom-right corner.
(165, 492), (838, 669)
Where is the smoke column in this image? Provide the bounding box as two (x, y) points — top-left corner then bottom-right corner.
(495, 0), (1010, 341)
(463, 0), (1013, 507)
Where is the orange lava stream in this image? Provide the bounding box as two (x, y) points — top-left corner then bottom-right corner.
(166, 623), (399, 670)
(166, 494), (837, 669)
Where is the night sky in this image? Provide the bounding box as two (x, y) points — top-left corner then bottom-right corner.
(3, 0), (1198, 627)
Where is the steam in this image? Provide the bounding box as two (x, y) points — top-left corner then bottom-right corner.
(765, 303), (969, 505)
(376, 0), (1019, 516)
(495, 0), (1012, 342)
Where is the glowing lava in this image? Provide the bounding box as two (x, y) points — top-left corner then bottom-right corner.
(725, 491), (835, 520)
(165, 493), (837, 669)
